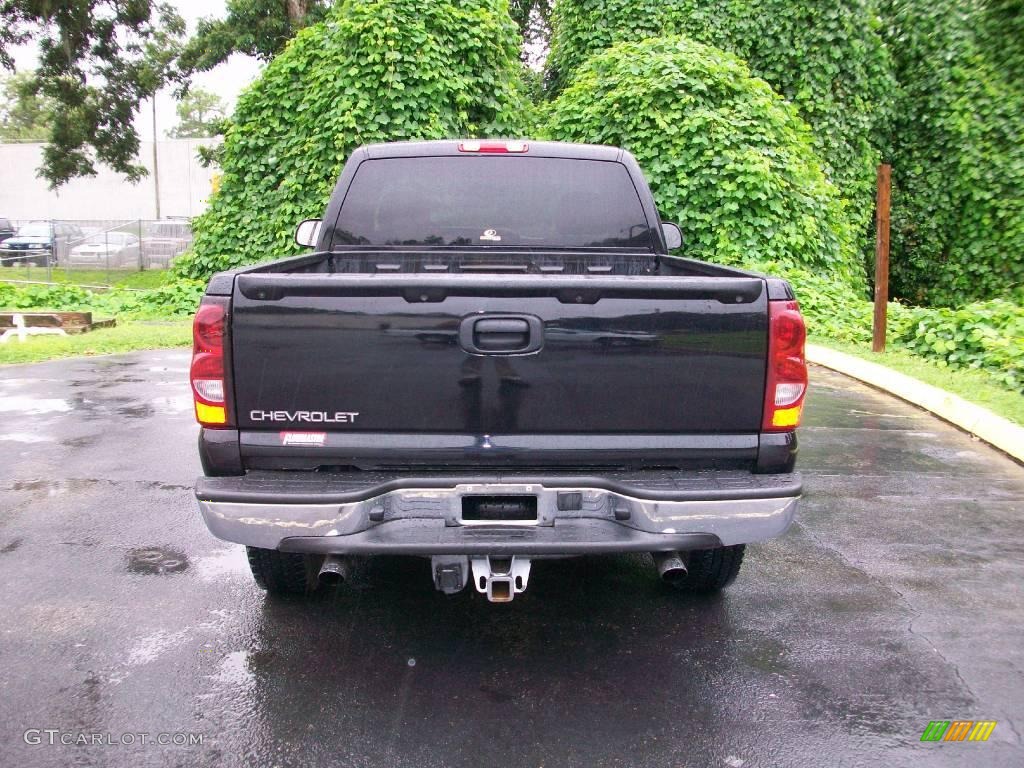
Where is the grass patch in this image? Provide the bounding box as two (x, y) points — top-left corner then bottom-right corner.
(0, 320), (191, 365)
(816, 337), (1024, 427)
(0, 266), (170, 289)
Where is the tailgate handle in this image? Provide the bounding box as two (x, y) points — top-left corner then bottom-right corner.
(476, 318), (528, 350)
(460, 315), (543, 354)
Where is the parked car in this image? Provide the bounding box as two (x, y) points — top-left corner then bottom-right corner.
(69, 232), (141, 268)
(142, 220), (191, 267)
(0, 221), (83, 266)
(0, 218), (14, 245)
(191, 140), (806, 603)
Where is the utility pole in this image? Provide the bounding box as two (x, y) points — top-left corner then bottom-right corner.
(152, 95), (161, 220)
(872, 163), (891, 353)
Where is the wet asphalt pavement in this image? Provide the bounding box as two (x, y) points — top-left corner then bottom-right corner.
(0, 351), (1022, 768)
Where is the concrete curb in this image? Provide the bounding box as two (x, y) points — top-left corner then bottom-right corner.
(807, 344), (1024, 463)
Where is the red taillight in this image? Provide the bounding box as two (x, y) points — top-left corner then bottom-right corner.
(763, 299), (807, 432)
(190, 296), (231, 427)
(457, 140), (528, 154)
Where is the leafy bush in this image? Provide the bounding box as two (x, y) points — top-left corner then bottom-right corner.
(0, 280), (205, 318)
(92, 281), (206, 318)
(762, 266), (876, 344)
(175, 0), (529, 280)
(776, 268), (1022, 393)
(546, 0), (894, 240)
(0, 283), (93, 310)
(544, 36), (861, 287)
(895, 299), (1024, 393)
(881, 0), (1024, 305)
(779, 268), (1022, 394)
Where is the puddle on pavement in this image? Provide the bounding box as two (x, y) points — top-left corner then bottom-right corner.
(61, 435), (99, 448)
(91, 360), (136, 371)
(119, 396), (191, 417)
(5, 479), (189, 496)
(6, 479), (101, 497)
(68, 374), (146, 388)
(0, 432), (55, 443)
(63, 392), (189, 420)
(0, 396), (71, 415)
(2, 538), (23, 553)
(116, 403), (156, 419)
(127, 547), (190, 575)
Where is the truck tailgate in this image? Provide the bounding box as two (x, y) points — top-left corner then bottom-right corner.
(230, 273), (767, 461)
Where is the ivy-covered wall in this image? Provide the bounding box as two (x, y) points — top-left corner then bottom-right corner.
(174, 0), (527, 279)
(881, 0), (1024, 306)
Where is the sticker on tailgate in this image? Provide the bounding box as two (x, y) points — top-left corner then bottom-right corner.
(280, 432), (327, 447)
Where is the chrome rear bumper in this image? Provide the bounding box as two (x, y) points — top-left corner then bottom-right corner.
(196, 478), (799, 554)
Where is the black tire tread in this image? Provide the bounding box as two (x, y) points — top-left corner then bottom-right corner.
(673, 544), (745, 593)
(245, 546), (315, 595)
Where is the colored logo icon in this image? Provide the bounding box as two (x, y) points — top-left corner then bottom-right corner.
(921, 721), (997, 742)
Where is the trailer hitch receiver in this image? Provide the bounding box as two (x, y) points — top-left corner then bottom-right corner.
(470, 556), (531, 603)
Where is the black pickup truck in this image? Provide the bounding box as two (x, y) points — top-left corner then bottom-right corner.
(191, 140), (806, 602)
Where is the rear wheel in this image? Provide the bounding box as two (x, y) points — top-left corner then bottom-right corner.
(669, 545), (745, 593)
(245, 546), (321, 595)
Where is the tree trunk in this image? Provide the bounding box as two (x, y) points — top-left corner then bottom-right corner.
(285, 0), (310, 25)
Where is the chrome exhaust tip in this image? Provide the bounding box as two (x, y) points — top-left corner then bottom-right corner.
(318, 555), (352, 586)
(653, 551), (688, 585)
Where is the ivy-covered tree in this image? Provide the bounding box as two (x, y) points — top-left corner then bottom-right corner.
(0, 71), (53, 142)
(545, 0), (895, 245)
(544, 36), (858, 291)
(0, 1), (184, 186)
(175, 0), (529, 280)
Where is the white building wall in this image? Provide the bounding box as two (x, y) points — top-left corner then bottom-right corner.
(0, 139), (219, 221)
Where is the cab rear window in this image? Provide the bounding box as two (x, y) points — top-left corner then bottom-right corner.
(332, 157), (653, 249)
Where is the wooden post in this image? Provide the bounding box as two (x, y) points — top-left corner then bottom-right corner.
(872, 163), (891, 353)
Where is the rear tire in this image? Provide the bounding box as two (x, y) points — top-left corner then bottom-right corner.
(245, 546), (320, 595)
(669, 545), (745, 593)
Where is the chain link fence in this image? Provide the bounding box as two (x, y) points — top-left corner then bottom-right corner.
(0, 219), (193, 285)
